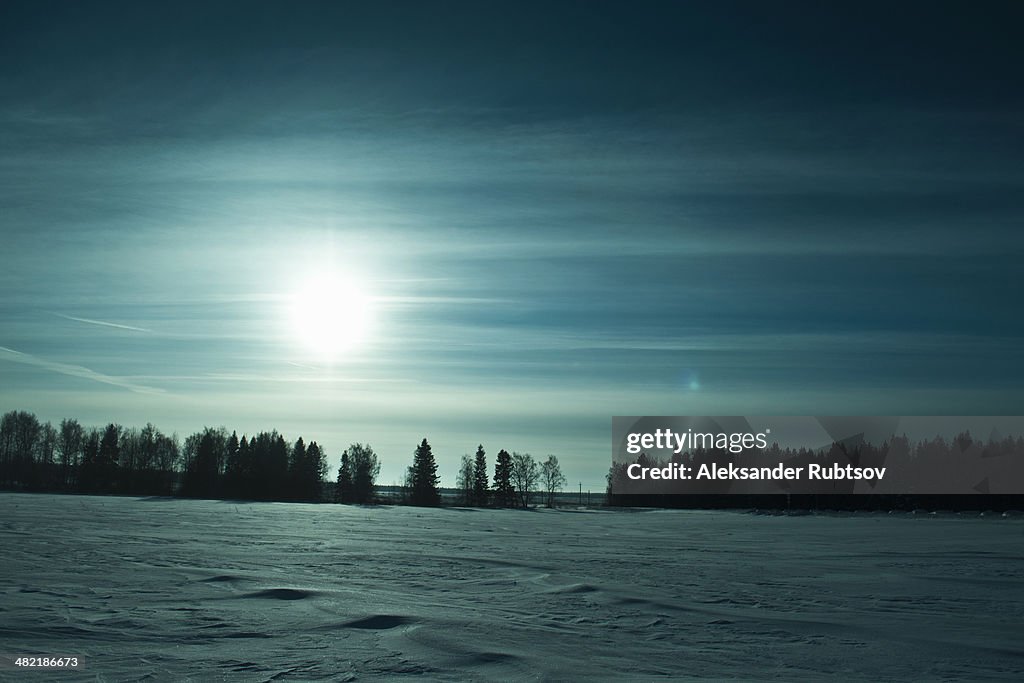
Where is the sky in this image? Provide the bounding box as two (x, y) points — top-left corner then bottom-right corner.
(2, 1), (1023, 490)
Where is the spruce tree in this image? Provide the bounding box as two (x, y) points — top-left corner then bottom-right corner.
(184, 427), (222, 499)
(408, 438), (440, 506)
(224, 431), (240, 497)
(237, 435), (251, 498)
(269, 433), (289, 500)
(492, 448), (514, 507)
(337, 449), (353, 503)
(288, 437), (307, 500)
(305, 441), (326, 501)
(472, 445), (489, 506)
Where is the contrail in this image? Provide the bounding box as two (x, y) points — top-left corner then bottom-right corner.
(0, 345), (164, 395)
(52, 313), (152, 333)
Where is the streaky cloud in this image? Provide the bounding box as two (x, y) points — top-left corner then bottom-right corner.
(185, 373), (416, 384)
(0, 345), (164, 395)
(52, 312), (152, 333)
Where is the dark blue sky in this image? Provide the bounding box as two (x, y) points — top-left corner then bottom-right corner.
(2, 1), (1022, 488)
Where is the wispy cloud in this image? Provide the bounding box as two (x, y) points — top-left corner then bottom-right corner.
(128, 372), (415, 384)
(52, 313), (152, 333)
(0, 345), (164, 395)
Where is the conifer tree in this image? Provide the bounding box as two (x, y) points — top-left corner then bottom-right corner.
(288, 437), (307, 500)
(472, 444), (489, 506)
(269, 433), (289, 499)
(288, 437), (325, 501)
(303, 441), (327, 501)
(223, 431), (241, 497)
(492, 448), (515, 507)
(407, 438), (440, 506)
(183, 427), (223, 499)
(337, 449), (353, 503)
(237, 435), (251, 497)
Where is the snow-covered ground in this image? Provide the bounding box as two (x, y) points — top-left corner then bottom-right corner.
(1, 494), (1022, 681)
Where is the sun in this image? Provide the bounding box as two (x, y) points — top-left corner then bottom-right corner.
(287, 274), (374, 359)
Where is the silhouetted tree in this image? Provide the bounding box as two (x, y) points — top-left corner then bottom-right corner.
(235, 435), (252, 495)
(349, 443), (379, 504)
(304, 441), (327, 501)
(137, 423), (158, 473)
(337, 449), (354, 503)
(95, 423), (120, 492)
(541, 454), (566, 507)
(57, 418), (84, 489)
(135, 423), (175, 494)
(285, 437), (327, 501)
(269, 433), (289, 498)
(511, 452), (539, 508)
(248, 431), (289, 500)
(492, 449), (515, 507)
(0, 412), (17, 486)
(118, 426), (138, 490)
(288, 437), (307, 500)
(118, 426), (140, 491)
(606, 463), (622, 505)
(408, 438), (440, 506)
(35, 422), (57, 489)
(155, 427), (180, 494)
(472, 445), (489, 506)
(183, 427), (225, 498)
(456, 453), (474, 505)
(78, 429), (101, 492)
(223, 431), (242, 497)
(0, 410), (41, 487)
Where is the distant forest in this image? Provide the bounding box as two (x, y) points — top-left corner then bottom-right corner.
(0, 409), (566, 508)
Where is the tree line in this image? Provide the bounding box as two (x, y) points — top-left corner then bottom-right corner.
(406, 439), (565, 508)
(0, 409), (566, 508)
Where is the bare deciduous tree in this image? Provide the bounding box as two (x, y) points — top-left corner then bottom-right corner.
(541, 455), (566, 507)
(511, 452), (539, 508)
(456, 453), (474, 505)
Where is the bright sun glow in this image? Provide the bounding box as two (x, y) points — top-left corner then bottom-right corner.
(287, 274), (374, 359)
